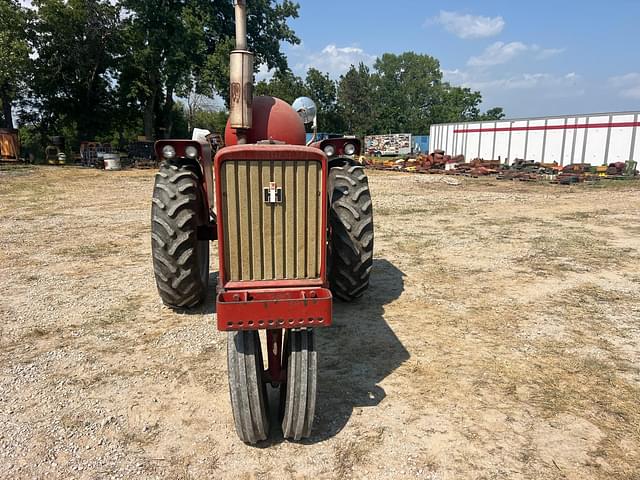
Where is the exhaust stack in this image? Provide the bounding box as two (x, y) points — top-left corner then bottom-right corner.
(229, 0), (253, 144)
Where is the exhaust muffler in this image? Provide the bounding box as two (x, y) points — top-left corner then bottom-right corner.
(229, 0), (254, 143)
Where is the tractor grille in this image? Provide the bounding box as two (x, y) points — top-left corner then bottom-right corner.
(220, 160), (323, 282)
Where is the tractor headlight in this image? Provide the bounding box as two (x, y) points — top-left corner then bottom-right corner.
(185, 146), (198, 159)
(162, 145), (176, 160)
(344, 143), (356, 156)
(324, 145), (336, 157)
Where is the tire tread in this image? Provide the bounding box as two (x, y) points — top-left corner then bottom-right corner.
(328, 165), (374, 301)
(151, 161), (208, 308)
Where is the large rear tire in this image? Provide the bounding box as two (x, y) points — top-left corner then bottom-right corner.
(151, 161), (209, 308)
(228, 331), (270, 444)
(328, 164), (374, 301)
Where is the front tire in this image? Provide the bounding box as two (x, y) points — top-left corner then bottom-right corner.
(228, 331), (270, 444)
(151, 161), (209, 308)
(328, 164), (374, 301)
(281, 329), (317, 441)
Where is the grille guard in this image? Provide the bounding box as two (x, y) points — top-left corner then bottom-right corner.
(217, 287), (332, 331)
(214, 145), (329, 289)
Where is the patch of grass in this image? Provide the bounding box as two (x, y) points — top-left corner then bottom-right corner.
(563, 284), (635, 304)
(515, 232), (628, 275)
(377, 204), (461, 216)
(56, 241), (120, 259)
(557, 209), (613, 221)
(0, 165), (35, 177)
(484, 331), (640, 474)
(29, 326), (50, 338)
(22, 273), (40, 283)
(334, 427), (385, 477)
(94, 300), (143, 334)
(588, 178), (640, 190)
(16, 325), (57, 345)
(60, 413), (85, 430)
(416, 450), (439, 475)
(121, 421), (161, 447)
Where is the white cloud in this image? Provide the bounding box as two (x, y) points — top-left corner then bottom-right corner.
(468, 42), (564, 67)
(431, 11), (505, 39)
(468, 41), (528, 66)
(532, 46), (565, 60)
(609, 73), (640, 99)
(296, 44), (377, 78)
(445, 69), (583, 95)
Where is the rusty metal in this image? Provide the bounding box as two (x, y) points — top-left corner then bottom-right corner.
(229, 0), (253, 141)
(0, 128), (20, 162)
(216, 287), (332, 331)
(265, 329), (284, 384)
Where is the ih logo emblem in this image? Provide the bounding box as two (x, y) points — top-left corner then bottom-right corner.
(264, 182), (283, 204)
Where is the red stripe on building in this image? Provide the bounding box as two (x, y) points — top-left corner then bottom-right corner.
(453, 121), (640, 134)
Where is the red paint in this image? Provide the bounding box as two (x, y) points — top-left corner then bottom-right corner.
(310, 138), (362, 157)
(453, 121), (640, 134)
(224, 96), (306, 146)
(216, 287), (333, 331)
(154, 139), (215, 213)
(266, 329), (283, 383)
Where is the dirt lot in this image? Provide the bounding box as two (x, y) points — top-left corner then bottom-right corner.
(1, 166), (639, 479)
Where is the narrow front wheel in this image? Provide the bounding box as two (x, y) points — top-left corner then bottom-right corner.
(281, 329), (317, 441)
(227, 331), (270, 444)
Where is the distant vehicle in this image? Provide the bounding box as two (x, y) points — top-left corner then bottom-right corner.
(365, 133), (412, 156)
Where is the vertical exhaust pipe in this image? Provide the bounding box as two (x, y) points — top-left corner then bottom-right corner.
(230, 0), (253, 144)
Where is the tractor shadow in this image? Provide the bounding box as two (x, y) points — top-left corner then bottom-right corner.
(263, 258), (409, 445)
(312, 258), (409, 441)
(177, 271), (218, 316)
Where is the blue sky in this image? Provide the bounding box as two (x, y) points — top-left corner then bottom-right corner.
(275, 0), (640, 118)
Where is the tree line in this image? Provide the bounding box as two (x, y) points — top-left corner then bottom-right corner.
(256, 54), (504, 137)
(1, 0), (299, 154)
(0, 0), (504, 156)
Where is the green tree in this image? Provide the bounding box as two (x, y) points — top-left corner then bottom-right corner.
(26, 0), (122, 141)
(255, 70), (306, 104)
(337, 63), (375, 137)
(479, 107), (505, 121)
(347, 52), (506, 134)
(431, 86), (505, 124)
(431, 86), (482, 123)
(372, 52), (444, 134)
(119, 0), (300, 139)
(192, 109), (229, 136)
(0, 0), (30, 128)
(304, 68), (344, 133)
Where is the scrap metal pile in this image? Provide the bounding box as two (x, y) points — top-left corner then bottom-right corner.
(366, 150), (639, 184)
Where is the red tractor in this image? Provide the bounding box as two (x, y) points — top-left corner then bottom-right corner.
(150, 0), (373, 443)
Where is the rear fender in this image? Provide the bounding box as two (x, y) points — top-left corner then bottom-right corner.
(155, 140), (215, 215)
(311, 137), (362, 159)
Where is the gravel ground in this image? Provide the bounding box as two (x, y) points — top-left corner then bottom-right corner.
(1, 165), (639, 479)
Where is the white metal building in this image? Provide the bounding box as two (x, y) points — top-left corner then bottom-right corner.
(429, 111), (640, 165)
